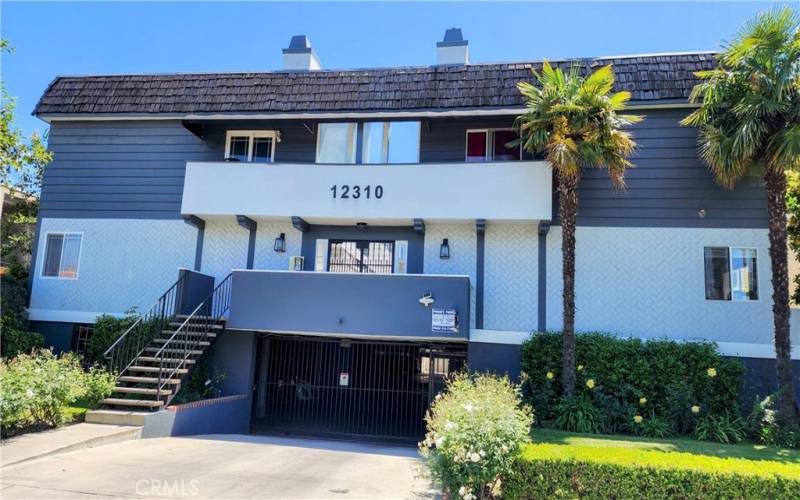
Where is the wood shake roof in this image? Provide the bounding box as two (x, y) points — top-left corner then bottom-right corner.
(33, 52), (717, 116)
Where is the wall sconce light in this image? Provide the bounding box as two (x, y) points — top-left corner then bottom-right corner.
(274, 233), (286, 253)
(697, 208), (707, 219)
(440, 238), (450, 259)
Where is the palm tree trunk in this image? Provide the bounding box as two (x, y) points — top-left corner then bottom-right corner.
(764, 167), (798, 425)
(559, 174), (579, 397)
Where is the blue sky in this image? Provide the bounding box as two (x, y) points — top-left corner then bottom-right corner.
(1, 1), (784, 137)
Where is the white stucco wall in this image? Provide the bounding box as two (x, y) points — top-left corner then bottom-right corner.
(30, 218), (197, 321)
(483, 223), (538, 332)
(424, 223), (477, 328)
(544, 226), (791, 348)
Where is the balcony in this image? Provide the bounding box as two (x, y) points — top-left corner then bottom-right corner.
(181, 161), (552, 223)
(225, 270), (470, 340)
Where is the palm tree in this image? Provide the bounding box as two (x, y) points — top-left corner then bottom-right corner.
(514, 62), (641, 396)
(682, 7), (800, 425)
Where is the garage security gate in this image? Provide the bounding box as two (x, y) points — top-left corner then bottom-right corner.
(253, 335), (467, 442)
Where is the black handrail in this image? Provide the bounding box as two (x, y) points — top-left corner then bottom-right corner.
(104, 274), (188, 376)
(154, 273), (233, 403)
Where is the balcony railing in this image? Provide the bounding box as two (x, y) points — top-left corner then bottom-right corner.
(225, 270), (471, 340)
(181, 161), (552, 222)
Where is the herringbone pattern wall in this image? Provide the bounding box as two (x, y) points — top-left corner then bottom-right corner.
(424, 223), (477, 328)
(31, 218), (196, 316)
(484, 223), (538, 332)
(545, 226), (779, 345)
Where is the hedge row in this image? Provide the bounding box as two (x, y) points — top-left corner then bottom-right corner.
(504, 444), (800, 499)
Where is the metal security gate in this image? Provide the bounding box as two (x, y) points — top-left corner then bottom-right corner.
(327, 240), (394, 274)
(252, 335), (466, 442)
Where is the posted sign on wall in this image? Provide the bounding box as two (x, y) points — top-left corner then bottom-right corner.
(431, 308), (458, 333)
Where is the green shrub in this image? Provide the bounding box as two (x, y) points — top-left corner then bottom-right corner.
(0, 349), (115, 434)
(1, 326), (44, 358)
(520, 332), (744, 437)
(746, 394), (800, 448)
(554, 395), (602, 434)
(171, 354), (226, 404)
(419, 373), (533, 499)
(632, 413), (673, 439)
(85, 313), (137, 365)
(694, 412), (746, 444)
(505, 443), (800, 499)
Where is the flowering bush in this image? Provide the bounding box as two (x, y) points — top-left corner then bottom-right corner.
(419, 373), (533, 499)
(520, 332), (743, 438)
(0, 349), (115, 434)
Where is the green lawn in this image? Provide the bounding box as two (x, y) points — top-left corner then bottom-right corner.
(533, 428), (799, 464)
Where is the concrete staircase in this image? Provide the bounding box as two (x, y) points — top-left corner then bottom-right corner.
(100, 316), (225, 410)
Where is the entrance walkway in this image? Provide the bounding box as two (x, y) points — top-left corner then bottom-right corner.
(0, 423), (141, 467)
(0, 434), (438, 499)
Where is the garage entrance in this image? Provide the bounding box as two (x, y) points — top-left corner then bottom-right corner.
(252, 335), (467, 442)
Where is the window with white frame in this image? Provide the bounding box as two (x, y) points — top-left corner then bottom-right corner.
(316, 123), (357, 164)
(224, 131), (277, 163)
(466, 129), (521, 162)
(704, 246), (758, 301)
(42, 233), (82, 279)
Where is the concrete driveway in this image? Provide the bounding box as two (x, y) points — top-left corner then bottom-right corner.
(0, 434), (438, 499)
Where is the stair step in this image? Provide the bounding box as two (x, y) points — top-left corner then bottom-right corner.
(101, 398), (164, 408)
(161, 329), (217, 337)
(118, 376), (182, 385)
(128, 365), (189, 374)
(113, 386), (172, 396)
(152, 338), (211, 346)
(136, 356), (196, 364)
(167, 322), (224, 330)
(144, 347), (203, 355)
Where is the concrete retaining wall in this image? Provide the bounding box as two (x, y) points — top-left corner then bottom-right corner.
(142, 395), (250, 438)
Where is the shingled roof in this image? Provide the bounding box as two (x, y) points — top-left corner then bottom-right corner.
(33, 52), (717, 116)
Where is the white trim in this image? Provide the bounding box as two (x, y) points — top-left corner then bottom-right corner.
(27, 308), (124, 323)
(467, 329), (800, 360)
(224, 326), (467, 343)
(469, 329), (531, 345)
(230, 268), (470, 279)
(224, 130), (277, 163)
(37, 102), (696, 123)
(40, 231), (83, 280)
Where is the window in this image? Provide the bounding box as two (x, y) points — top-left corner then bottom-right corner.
(316, 122), (421, 164)
(362, 121), (421, 164)
(224, 131), (277, 163)
(42, 233), (82, 279)
(466, 129), (521, 162)
(704, 246), (758, 301)
(316, 123), (357, 164)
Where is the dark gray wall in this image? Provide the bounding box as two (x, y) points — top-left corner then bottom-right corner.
(43, 110), (766, 228)
(300, 225), (424, 273)
(29, 320), (74, 353)
(42, 120), (218, 219)
(226, 270), (470, 340)
(468, 342), (521, 380)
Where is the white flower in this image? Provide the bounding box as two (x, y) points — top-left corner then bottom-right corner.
(470, 452), (481, 463)
(445, 421), (457, 431)
(435, 393), (442, 400)
(435, 436), (445, 447)
(26, 389), (34, 397)
(479, 450), (486, 457)
(458, 486), (467, 496)
(464, 493), (476, 500)
(463, 403), (474, 413)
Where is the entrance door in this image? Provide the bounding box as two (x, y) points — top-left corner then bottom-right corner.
(252, 335), (467, 442)
(327, 240), (394, 273)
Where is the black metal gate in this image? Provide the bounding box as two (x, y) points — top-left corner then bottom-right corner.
(253, 335), (467, 442)
(327, 240), (394, 274)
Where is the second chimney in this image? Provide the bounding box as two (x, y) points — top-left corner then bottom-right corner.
(436, 28), (469, 65)
(282, 35), (321, 71)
